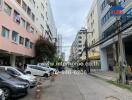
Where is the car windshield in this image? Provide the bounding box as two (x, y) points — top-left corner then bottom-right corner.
(42, 65), (50, 68)
(0, 72), (13, 79)
(16, 68), (26, 75)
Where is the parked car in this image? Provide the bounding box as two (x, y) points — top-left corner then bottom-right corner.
(39, 65), (57, 74)
(0, 66), (37, 88)
(0, 71), (29, 99)
(37, 63), (57, 74)
(0, 89), (5, 100)
(58, 65), (65, 71)
(25, 65), (50, 77)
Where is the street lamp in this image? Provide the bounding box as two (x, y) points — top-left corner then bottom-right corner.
(80, 28), (93, 73)
(108, 0), (126, 84)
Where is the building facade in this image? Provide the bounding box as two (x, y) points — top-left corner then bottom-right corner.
(98, 0), (132, 71)
(61, 52), (65, 61)
(0, 0), (57, 66)
(56, 34), (62, 58)
(85, 0), (100, 67)
(69, 28), (86, 62)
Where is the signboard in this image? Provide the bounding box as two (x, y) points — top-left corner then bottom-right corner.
(111, 5), (124, 16)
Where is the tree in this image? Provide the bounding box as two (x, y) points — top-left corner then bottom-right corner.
(35, 36), (56, 62)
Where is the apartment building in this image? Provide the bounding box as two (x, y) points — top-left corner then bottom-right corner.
(98, 0), (132, 71)
(85, 0), (100, 67)
(61, 52), (65, 61)
(69, 28), (86, 62)
(56, 34), (62, 58)
(0, 0), (57, 66)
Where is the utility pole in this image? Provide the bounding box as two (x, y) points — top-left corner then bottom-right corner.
(117, 18), (126, 84)
(85, 31), (90, 73)
(109, 0), (126, 84)
(81, 28), (93, 73)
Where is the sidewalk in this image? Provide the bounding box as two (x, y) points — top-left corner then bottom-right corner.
(90, 71), (119, 81)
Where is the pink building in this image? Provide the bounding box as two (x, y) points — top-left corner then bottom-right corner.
(0, 0), (42, 66)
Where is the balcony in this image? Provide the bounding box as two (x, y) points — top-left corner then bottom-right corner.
(102, 8), (132, 39)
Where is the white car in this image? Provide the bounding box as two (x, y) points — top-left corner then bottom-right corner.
(26, 65), (50, 77)
(0, 66), (37, 87)
(37, 63), (57, 72)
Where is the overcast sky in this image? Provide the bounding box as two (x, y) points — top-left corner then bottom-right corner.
(50, 0), (93, 61)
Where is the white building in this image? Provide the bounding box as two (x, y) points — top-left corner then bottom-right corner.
(97, 0), (132, 71)
(69, 28), (86, 62)
(57, 34), (62, 58)
(85, 0), (100, 66)
(61, 52), (65, 61)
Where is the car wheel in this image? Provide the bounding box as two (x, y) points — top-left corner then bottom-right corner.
(2, 88), (11, 99)
(43, 73), (48, 78)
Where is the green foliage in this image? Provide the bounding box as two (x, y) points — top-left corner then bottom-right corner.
(114, 63), (120, 73)
(107, 80), (132, 91)
(35, 36), (56, 62)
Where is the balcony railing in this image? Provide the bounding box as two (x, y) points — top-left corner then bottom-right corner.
(102, 8), (132, 39)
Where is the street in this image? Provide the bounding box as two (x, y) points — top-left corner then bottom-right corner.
(20, 70), (132, 100)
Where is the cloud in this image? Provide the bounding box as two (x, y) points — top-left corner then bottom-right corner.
(50, 0), (93, 61)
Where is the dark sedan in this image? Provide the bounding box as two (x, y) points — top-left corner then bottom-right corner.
(0, 71), (29, 99)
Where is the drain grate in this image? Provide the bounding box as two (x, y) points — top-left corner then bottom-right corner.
(105, 96), (120, 100)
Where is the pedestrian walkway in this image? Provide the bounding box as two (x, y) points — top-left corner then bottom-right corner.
(91, 71), (119, 81)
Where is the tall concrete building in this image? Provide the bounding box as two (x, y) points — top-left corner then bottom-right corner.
(97, 0), (132, 71)
(61, 52), (65, 61)
(69, 28), (86, 62)
(56, 34), (62, 58)
(0, 0), (57, 66)
(85, 0), (100, 66)
(70, 1), (101, 65)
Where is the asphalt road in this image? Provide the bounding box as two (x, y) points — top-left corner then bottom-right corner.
(19, 70), (132, 100)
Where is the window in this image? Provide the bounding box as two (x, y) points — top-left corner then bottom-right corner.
(16, 0), (21, 5)
(79, 32), (82, 34)
(0, 0), (3, 9)
(29, 0), (35, 7)
(1, 26), (9, 38)
(30, 27), (34, 33)
(31, 13), (35, 21)
(27, 7), (31, 16)
(41, 25), (44, 33)
(78, 49), (82, 52)
(41, 3), (44, 11)
(101, 9), (112, 25)
(30, 42), (33, 48)
(13, 10), (21, 24)
(19, 36), (24, 45)
(25, 38), (30, 48)
(7, 68), (20, 76)
(4, 2), (12, 16)
(78, 36), (82, 39)
(12, 31), (19, 43)
(78, 41), (82, 43)
(22, 1), (27, 11)
(101, 0), (108, 11)
(21, 18), (26, 28)
(78, 45), (82, 47)
(26, 22), (30, 32)
(29, 65), (37, 69)
(41, 14), (44, 21)
(46, 12), (48, 20)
